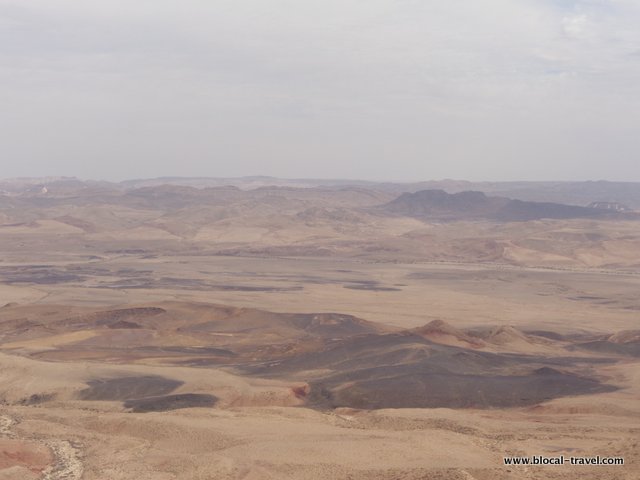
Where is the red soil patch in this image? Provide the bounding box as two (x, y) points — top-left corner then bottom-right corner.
(0, 439), (53, 474)
(291, 384), (310, 399)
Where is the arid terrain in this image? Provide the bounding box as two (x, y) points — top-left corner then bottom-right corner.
(0, 177), (639, 479)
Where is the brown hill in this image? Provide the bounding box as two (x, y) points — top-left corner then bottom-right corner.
(609, 330), (640, 344)
(472, 325), (532, 345)
(0, 302), (385, 364)
(411, 320), (485, 349)
(575, 330), (640, 357)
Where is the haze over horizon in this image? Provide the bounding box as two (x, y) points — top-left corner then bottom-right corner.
(1, 0), (639, 182)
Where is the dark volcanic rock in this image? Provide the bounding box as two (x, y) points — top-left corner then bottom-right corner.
(574, 340), (640, 357)
(124, 393), (218, 412)
(108, 320), (143, 329)
(91, 307), (167, 326)
(78, 376), (183, 401)
(242, 332), (617, 410)
(308, 370), (613, 409)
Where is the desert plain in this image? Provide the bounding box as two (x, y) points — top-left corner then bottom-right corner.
(0, 177), (638, 479)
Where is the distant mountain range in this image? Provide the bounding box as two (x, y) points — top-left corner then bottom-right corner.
(1, 176), (640, 210)
(379, 189), (636, 222)
(1, 176), (639, 269)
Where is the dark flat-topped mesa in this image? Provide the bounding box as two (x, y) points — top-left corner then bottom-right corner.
(377, 189), (634, 222)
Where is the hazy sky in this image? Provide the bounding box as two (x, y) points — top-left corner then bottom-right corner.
(1, 0), (639, 182)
